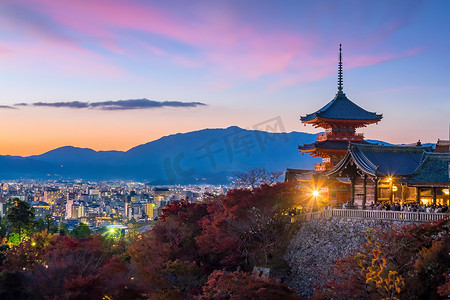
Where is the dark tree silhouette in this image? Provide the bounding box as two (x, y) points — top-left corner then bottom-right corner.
(234, 167), (284, 189)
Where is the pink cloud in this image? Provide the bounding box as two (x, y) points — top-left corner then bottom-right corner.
(0, 46), (10, 55)
(0, 0), (422, 85)
(0, 39), (124, 78)
(268, 47), (423, 91)
(346, 47), (422, 69)
(5, 0), (313, 78)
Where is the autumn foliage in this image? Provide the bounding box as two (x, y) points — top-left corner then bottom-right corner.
(2, 182), (446, 299)
(200, 270), (301, 299)
(128, 182), (300, 298)
(322, 218), (450, 300)
(0, 183), (301, 299)
(0, 233), (142, 299)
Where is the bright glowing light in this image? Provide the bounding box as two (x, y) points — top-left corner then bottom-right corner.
(392, 186), (398, 192)
(388, 177), (392, 181)
(421, 198), (431, 205)
(443, 189), (449, 195)
(110, 228), (115, 233)
(31, 242), (36, 246)
(312, 190), (319, 197)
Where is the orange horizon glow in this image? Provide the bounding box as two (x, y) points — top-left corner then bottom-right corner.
(1, 104), (447, 156)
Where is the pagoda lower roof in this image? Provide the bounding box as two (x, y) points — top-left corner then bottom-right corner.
(301, 91), (382, 123)
(298, 140), (371, 152)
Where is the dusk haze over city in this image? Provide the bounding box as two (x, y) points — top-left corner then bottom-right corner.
(0, 1), (449, 299)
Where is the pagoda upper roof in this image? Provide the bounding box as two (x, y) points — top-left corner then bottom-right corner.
(301, 91), (383, 124)
(327, 143), (433, 177)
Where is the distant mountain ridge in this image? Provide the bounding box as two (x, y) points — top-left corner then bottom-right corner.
(0, 127), (396, 184)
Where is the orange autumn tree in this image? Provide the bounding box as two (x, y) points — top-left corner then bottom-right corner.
(323, 218), (450, 300)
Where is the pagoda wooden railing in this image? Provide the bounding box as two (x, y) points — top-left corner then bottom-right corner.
(317, 132), (364, 141)
(290, 209), (449, 223)
(314, 163), (329, 171)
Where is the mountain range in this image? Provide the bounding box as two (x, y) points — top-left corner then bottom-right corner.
(0, 126), (322, 184)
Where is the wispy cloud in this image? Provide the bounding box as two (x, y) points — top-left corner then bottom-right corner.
(32, 101), (90, 108)
(0, 105), (17, 109)
(16, 98), (206, 110)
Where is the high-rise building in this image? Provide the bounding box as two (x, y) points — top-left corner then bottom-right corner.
(66, 199), (74, 219)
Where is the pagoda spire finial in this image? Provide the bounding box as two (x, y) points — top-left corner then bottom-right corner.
(338, 44), (343, 92)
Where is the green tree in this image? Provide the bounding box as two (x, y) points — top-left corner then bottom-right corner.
(58, 222), (69, 236)
(71, 223), (92, 239)
(0, 217), (9, 240)
(44, 215), (53, 232)
(34, 218), (46, 233)
(5, 198), (34, 242)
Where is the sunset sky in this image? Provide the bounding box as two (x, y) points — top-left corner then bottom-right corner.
(0, 0), (449, 156)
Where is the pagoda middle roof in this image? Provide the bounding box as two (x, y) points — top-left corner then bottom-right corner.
(301, 91), (383, 123)
(298, 140), (371, 152)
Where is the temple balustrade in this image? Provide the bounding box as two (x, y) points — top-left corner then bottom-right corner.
(290, 209), (448, 223)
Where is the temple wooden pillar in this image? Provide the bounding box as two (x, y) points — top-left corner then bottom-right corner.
(362, 175), (367, 209)
(432, 188), (437, 205)
(416, 187), (421, 204)
(389, 179), (393, 204)
(350, 178), (355, 207)
(401, 186), (406, 203)
(374, 179), (378, 205)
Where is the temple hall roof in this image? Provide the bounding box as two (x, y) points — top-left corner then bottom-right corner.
(327, 143), (434, 177)
(404, 152), (449, 186)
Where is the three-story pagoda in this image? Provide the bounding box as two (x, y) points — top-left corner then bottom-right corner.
(299, 45), (383, 171)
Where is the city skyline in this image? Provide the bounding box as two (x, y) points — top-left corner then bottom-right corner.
(1, 0), (449, 156)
